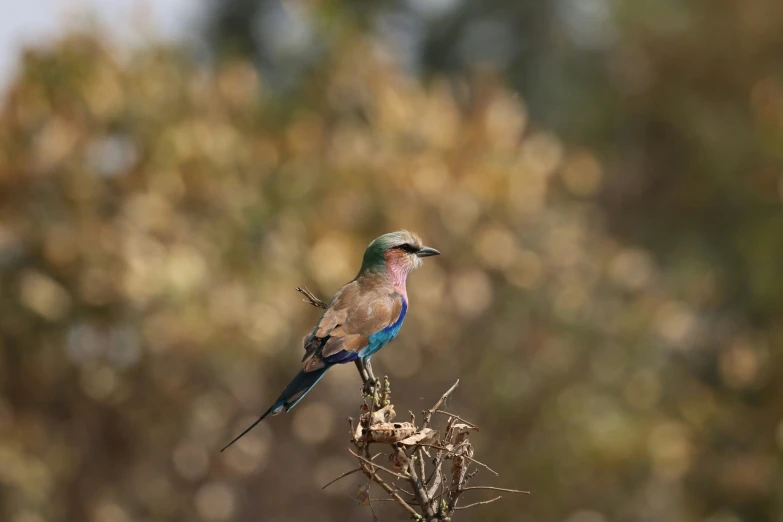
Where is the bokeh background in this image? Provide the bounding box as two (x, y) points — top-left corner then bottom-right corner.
(1, 1), (783, 521)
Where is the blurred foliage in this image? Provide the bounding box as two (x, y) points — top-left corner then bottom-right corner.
(0, 5), (782, 522)
(206, 0), (783, 318)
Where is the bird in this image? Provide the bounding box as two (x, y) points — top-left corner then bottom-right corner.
(221, 230), (440, 451)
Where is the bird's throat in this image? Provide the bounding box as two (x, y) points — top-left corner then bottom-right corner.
(385, 263), (409, 299)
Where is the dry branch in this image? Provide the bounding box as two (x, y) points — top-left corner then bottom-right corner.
(337, 378), (528, 520)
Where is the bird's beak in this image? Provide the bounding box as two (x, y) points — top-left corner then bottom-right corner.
(416, 246), (440, 258)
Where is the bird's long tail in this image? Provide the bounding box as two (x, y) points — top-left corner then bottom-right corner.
(220, 367), (328, 452)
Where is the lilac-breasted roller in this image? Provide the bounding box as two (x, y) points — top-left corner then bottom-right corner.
(221, 230), (439, 451)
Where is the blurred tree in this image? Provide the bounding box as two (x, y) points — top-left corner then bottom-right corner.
(205, 6), (783, 519)
(0, 3), (782, 520)
(204, 0), (783, 319)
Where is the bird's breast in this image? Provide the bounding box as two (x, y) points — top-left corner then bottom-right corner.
(361, 299), (408, 357)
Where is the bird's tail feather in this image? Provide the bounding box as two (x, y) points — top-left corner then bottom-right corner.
(220, 368), (328, 452)
(220, 404), (275, 452)
(279, 367), (328, 412)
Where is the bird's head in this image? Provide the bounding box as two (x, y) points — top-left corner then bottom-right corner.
(360, 230), (440, 280)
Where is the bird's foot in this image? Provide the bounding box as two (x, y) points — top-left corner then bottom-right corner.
(362, 377), (380, 397)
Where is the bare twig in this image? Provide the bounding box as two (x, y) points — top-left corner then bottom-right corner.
(422, 380), (460, 429)
(397, 446), (434, 518)
(461, 486), (530, 494)
(416, 446), (427, 488)
(427, 464), (443, 504)
(447, 431), (472, 508)
(367, 488), (379, 522)
(324, 452), (385, 490)
(296, 287), (328, 308)
(455, 495), (503, 510)
(461, 455), (498, 477)
(349, 449), (410, 481)
(322, 467), (362, 490)
(365, 469), (420, 518)
(371, 498), (418, 503)
(416, 444), (499, 477)
(433, 410), (479, 429)
(390, 482), (417, 498)
(435, 485), (530, 500)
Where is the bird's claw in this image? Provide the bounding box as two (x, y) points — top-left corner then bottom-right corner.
(362, 377), (380, 397)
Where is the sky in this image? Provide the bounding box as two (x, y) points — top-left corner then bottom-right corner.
(0, 0), (199, 90)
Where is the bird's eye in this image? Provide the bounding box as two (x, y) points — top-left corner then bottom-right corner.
(398, 243), (418, 253)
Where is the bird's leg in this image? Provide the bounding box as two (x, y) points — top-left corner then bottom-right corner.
(357, 358), (379, 396)
(355, 359), (369, 384)
(362, 358), (379, 395)
(365, 358), (377, 384)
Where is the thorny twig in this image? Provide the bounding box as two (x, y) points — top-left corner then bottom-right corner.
(300, 287), (528, 521)
(296, 286), (328, 309)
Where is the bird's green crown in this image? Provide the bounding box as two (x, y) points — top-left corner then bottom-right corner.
(359, 230), (424, 272)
